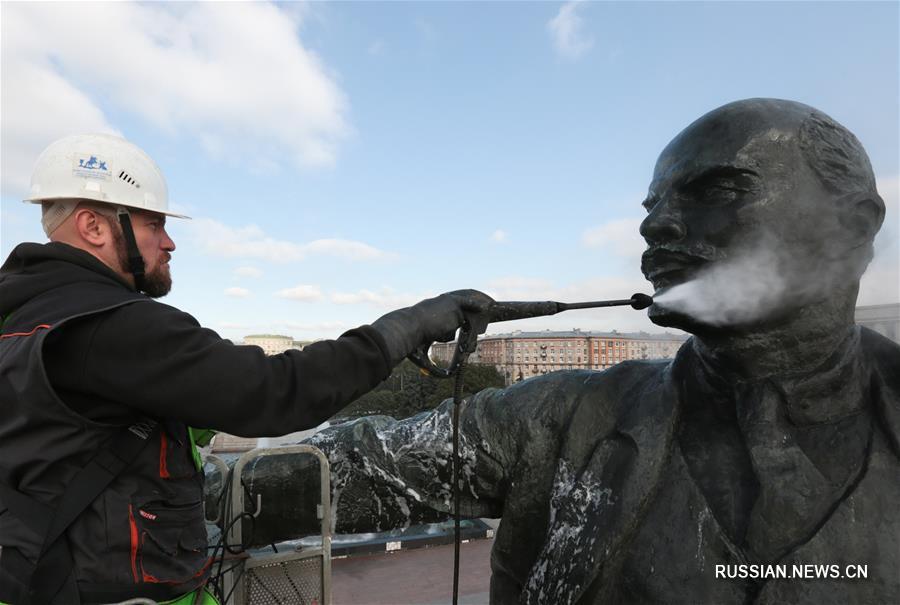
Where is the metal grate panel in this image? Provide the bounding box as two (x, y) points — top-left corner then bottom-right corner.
(245, 556), (323, 605)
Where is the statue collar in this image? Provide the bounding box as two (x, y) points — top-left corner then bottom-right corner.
(690, 327), (867, 427)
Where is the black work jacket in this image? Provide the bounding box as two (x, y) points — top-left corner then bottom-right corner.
(0, 242), (392, 603)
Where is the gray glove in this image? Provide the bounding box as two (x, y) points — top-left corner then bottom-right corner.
(371, 289), (494, 367)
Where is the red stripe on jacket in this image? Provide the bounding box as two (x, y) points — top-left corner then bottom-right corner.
(0, 324), (52, 339)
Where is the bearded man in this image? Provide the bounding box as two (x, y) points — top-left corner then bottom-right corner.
(0, 134), (491, 604)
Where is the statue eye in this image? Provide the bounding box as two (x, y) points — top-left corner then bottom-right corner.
(711, 177), (752, 192)
(705, 181), (743, 197)
(683, 172), (758, 205)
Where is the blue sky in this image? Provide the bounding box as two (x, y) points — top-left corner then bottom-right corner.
(2, 1), (898, 342)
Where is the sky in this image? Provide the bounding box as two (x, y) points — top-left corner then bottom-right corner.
(2, 1), (898, 343)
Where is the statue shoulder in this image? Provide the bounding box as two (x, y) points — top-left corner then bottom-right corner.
(860, 327), (900, 458)
(860, 326), (900, 372)
(465, 360), (675, 488)
(470, 360), (672, 436)
(493, 358), (670, 396)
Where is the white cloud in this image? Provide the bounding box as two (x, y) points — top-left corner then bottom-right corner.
(1, 2), (349, 197)
(281, 320), (348, 332)
(234, 266), (264, 279)
(302, 239), (392, 261)
(189, 218), (392, 263)
(277, 284), (324, 302)
(486, 277), (556, 299)
(582, 217), (646, 259)
(219, 322), (252, 330)
(331, 287), (423, 308)
(225, 287), (251, 298)
(0, 7), (119, 196)
(547, 2), (594, 60)
(490, 229), (509, 244)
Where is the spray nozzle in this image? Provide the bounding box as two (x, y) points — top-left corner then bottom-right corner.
(630, 293), (654, 310)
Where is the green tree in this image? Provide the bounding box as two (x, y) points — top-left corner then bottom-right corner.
(334, 361), (506, 421)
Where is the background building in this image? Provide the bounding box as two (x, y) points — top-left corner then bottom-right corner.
(432, 329), (688, 384)
(855, 303), (900, 343)
(242, 334), (311, 356)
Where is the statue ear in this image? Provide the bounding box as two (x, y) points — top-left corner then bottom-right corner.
(836, 191), (885, 250)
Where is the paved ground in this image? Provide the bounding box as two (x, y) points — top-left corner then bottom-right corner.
(331, 538), (493, 605)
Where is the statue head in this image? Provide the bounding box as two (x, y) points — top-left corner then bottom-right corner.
(639, 98), (885, 333)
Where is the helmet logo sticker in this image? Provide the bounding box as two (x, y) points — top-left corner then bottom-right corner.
(73, 154), (111, 180)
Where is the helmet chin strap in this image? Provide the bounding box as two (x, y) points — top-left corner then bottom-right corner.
(116, 207), (146, 293)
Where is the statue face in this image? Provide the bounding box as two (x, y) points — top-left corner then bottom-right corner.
(639, 101), (837, 331)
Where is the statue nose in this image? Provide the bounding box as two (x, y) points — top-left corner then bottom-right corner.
(640, 207), (686, 243)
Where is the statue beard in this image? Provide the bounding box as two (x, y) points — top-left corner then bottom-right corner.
(112, 226), (172, 298)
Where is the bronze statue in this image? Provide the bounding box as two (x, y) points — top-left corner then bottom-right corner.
(239, 99), (900, 603)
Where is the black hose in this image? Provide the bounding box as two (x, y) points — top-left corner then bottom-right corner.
(451, 357), (467, 605)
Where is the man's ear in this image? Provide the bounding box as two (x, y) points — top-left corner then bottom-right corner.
(73, 207), (113, 247)
(836, 192), (885, 250)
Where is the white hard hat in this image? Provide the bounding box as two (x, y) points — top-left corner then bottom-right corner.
(24, 133), (190, 219)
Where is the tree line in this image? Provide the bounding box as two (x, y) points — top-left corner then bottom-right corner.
(334, 360), (506, 420)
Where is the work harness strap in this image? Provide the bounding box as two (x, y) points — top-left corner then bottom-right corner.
(0, 418), (159, 605)
(116, 208), (147, 293)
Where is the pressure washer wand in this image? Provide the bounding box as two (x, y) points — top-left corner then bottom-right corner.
(489, 293), (654, 323)
(407, 293), (653, 378)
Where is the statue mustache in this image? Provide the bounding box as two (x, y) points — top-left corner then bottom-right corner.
(641, 245), (719, 274)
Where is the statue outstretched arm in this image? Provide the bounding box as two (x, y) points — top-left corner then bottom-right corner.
(307, 386), (520, 533)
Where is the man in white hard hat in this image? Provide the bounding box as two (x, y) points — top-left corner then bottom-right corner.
(0, 133), (492, 604)
(27, 134), (188, 300)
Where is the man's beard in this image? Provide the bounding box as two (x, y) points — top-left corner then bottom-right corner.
(141, 262), (173, 299)
(112, 226), (172, 298)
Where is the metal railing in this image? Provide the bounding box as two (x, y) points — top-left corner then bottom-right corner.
(206, 445), (332, 605)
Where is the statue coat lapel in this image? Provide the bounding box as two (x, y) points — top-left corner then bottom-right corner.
(521, 359), (682, 604)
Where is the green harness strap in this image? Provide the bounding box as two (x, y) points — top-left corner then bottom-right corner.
(187, 427), (216, 471)
(160, 587), (220, 605)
